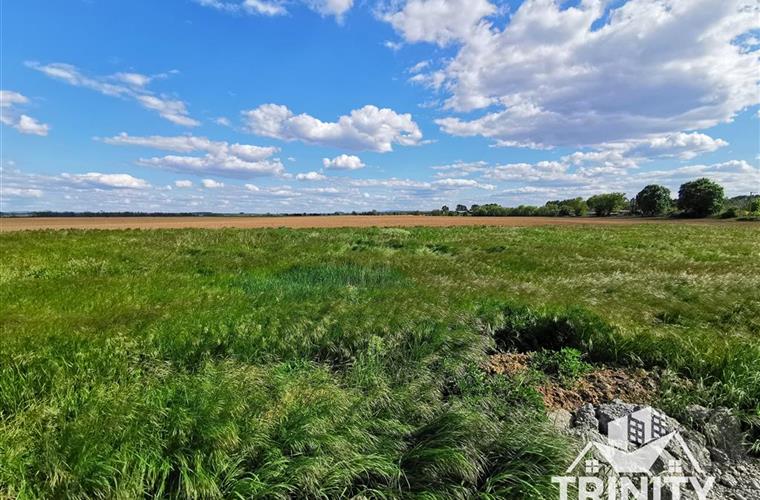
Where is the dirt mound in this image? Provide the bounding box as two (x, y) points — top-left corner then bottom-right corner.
(539, 367), (659, 411)
(483, 352), (531, 376)
(484, 352), (659, 411)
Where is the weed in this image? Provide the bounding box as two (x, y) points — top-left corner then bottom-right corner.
(532, 348), (593, 385)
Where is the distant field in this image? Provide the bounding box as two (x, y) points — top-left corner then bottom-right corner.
(0, 214), (736, 231)
(1, 224), (759, 498)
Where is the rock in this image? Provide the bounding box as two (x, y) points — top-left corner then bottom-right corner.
(710, 447), (731, 464)
(676, 428), (712, 468)
(548, 409), (573, 432)
(563, 399), (760, 499)
(702, 408), (745, 460)
(573, 403), (599, 430)
(719, 473), (738, 488)
(685, 406), (744, 459)
(685, 404), (712, 426)
(596, 399), (637, 434)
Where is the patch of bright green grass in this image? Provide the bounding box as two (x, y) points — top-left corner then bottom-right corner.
(1, 223), (758, 497)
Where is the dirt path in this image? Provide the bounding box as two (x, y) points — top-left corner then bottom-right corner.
(0, 215), (741, 232)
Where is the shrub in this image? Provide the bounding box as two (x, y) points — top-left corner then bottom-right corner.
(635, 185), (672, 216)
(586, 193), (627, 216)
(720, 207), (738, 219)
(677, 178), (724, 217)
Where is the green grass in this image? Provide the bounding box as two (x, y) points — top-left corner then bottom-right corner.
(1, 224), (759, 498)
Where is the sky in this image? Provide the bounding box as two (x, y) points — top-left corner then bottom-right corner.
(1, 0), (758, 213)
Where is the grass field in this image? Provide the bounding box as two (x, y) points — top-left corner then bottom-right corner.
(1, 223), (759, 498)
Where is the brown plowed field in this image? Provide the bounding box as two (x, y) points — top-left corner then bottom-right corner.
(0, 215), (739, 232)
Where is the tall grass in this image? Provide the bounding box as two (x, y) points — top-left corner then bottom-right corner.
(1, 224), (758, 497)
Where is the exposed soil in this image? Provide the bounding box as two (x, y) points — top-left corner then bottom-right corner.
(0, 215), (736, 232)
(483, 352), (532, 376)
(485, 352), (659, 411)
(538, 367), (659, 411)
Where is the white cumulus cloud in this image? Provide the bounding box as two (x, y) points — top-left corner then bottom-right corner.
(565, 132), (729, 168)
(0, 90), (50, 136)
(385, 0), (759, 149)
(296, 171), (327, 181)
(202, 178), (225, 188)
(322, 154), (365, 170)
(242, 104), (422, 152)
(60, 172), (150, 189)
(382, 0), (496, 46)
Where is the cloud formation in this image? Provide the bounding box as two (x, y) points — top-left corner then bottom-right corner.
(322, 154), (365, 170)
(565, 132), (729, 169)
(0, 90), (50, 136)
(195, 0), (353, 21)
(202, 179), (225, 188)
(26, 62), (198, 127)
(433, 177), (495, 190)
(243, 104), (422, 152)
(60, 172), (150, 189)
(103, 133), (284, 178)
(296, 171), (327, 181)
(382, 0), (496, 46)
(385, 0), (759, 148)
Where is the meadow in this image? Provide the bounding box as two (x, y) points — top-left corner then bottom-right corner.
(1, 223), (759, 498)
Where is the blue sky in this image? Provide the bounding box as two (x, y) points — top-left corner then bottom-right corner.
(1, 0), (758, 212)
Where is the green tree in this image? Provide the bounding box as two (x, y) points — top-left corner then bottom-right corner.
(750, 199), (760, 214)
(455, 204), (468, 213)
(677, 178), (724, 217)
(586, 193), (627, 216)
(441, 205), (450, 213)
(471, 203), (508, 216)
(635, 185), (672, 216)
(560, 197), (588, 216)
(542, 201), (561, 216)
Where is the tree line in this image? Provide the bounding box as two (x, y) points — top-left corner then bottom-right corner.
(435, 178), (759, 219)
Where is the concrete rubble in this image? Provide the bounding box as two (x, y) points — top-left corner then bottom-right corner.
(549, 400), (760, 499)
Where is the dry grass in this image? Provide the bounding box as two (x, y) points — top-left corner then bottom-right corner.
(0, 214), (742, 231)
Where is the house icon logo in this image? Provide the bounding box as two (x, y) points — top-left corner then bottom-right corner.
(552, 406), (715, 499)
